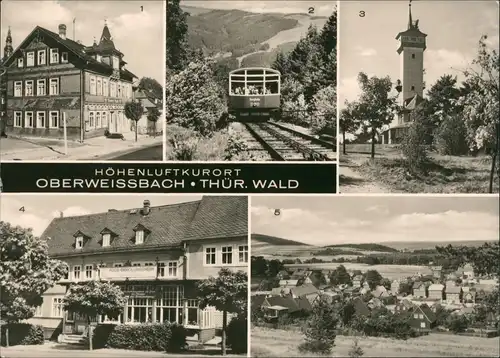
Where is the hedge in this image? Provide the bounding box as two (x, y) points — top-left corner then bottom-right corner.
(226, 316), (247, 354)
(1, 323), (45, 346)
(105, 322), (187, 352)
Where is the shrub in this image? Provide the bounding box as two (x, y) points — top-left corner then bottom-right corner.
(106, 322), (186, 353)
(446, 315), (469, 334)
(434, 114), (468, 155)
(348, 338), (364, 357)
(402, 120), (429, 175)
(301, 296), (338, 354)
(226, 316), (247, 354)
(224, 131), (249, 161)
(1, 323), (44, 346)
(92, 323), (117, 349)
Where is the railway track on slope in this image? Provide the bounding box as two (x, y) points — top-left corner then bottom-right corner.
(244, 122), (336, 161)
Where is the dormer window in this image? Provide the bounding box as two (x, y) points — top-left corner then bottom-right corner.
(133, 223), (149, 245)
(135, 230), (144, 244)
(75, 236), (83, 249)
(102, 233), (111, 247)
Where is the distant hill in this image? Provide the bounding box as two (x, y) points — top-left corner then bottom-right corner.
(182, 6), (330, 66)
(325, 243), (399, 253)
(252, 233), (310, 247)
(381, 240), (496, 251)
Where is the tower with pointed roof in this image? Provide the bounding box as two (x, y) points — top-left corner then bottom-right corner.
(396, 1), (427, 113)
(3, 26), (13, 61)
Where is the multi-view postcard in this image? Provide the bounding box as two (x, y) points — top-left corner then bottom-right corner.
(165, 0), (337, 162)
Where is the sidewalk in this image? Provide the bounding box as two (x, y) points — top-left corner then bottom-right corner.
(0, 132), (163, 161)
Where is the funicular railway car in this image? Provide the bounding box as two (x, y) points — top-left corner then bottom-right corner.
(228, 67), (281, 122)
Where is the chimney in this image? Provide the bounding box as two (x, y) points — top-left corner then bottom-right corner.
(59, 211), (64, 218)
(142, 200), (151, 215)
(58, 24), (67, 40)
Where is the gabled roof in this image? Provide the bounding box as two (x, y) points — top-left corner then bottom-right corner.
(404, 94), (425, 110)
(416, 304), (436, 322)
(290, 283), (318, 298)
(428, 284), (444, 291)
(3, 25), (136, 79)
(413, 281), (425, 290)
(265, 296), (300, 313)
(183, 196), (247, 241)
(251, 295), (266, 310)
(41, 196), (247, 256)
(445, 285), (462, 294)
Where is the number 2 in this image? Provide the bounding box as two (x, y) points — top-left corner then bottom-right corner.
(308, 7), (314, 14)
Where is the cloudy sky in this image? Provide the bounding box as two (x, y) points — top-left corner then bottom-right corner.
(338, 0), (499, 108)
(184, 1), (334, 16)
(1, 0), (163, 83)
(251, 196), (499, 246)
(0, 195), (202, 236)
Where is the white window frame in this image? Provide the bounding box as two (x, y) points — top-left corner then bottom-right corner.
(50, 48), (59, 64)
(17, 57), (24, 68)
(204, 246), (217, 266)
(25, 80), (34, 97)
(14, 111), (22, 127)
(49, 78), (59, 95)
(90, 76), (96, 95)
(89, 112), (95, 128)
(26, 52), (35, 67)
(36, 111), (46, 128)
(75, 236), (83, 249)
(37, 50), (46, 65)
(24, 111), (34, 128)
(420, 322), (426, 328)
(103, 79), (108, 97)
(135, 230), (144, 245)
(49, 111), (59, 128)
(238, 245), (248, 263)
(14, 81), (22, 97)
(102, 233), (111, 247)
(73, 265), (81, 281)
(61, 52), (68, 63)
(221, 246), (233, 265)
(85, 264), (93, 279)
(96, 111), (101, 128)
(37, 79), (46, 96)
(168, 261), (178, 277)
(97, 78), (102, 96)
(158, 261), (178, 278)
(102, 111), (107, 127)
(143, 262), (155, 267)
(413, 313), (419, 319)
(52, 297), (64, 317)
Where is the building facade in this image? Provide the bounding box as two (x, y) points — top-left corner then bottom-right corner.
(381, 2), (427, 144)
(27, 196), (248, 343)
(2, 22), (137, 141)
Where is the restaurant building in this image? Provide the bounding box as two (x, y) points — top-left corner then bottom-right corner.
(28, 196), (248, 343)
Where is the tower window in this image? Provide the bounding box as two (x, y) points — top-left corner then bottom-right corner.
(411, 86), (415, 91)
(411, 54), (415, 59)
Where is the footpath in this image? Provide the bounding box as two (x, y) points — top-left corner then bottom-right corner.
(0, 132), (163, 161)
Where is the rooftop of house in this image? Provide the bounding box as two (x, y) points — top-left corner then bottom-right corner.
(290, 283), (318, 297)
(41, 196), (247, 256)
(428, 284), (445, 291)
(4, 24), (136, 79)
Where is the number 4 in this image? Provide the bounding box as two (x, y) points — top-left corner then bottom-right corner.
(19, 206), (25, 212)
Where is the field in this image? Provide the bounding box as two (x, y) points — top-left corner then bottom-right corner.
(251, 327), (500, 357)
(283, 263), (432, 280)
(381, 239), (495, 251)
(340, 144), (499, 194)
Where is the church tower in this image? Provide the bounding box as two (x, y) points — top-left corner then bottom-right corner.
(3, 27), (13, 61)
(396, 1), (426, 116)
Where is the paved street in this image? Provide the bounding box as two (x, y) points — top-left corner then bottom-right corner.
(0, 342), (242, 357)
(98, 143), (163, 161)
(0, 134), (163, 161)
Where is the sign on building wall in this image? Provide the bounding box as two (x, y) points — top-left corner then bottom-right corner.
(100, 266), (157, 281)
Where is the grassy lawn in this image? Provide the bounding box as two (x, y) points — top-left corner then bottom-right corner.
(341, 144), (499, 193)
(251, 327), (500, 357)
